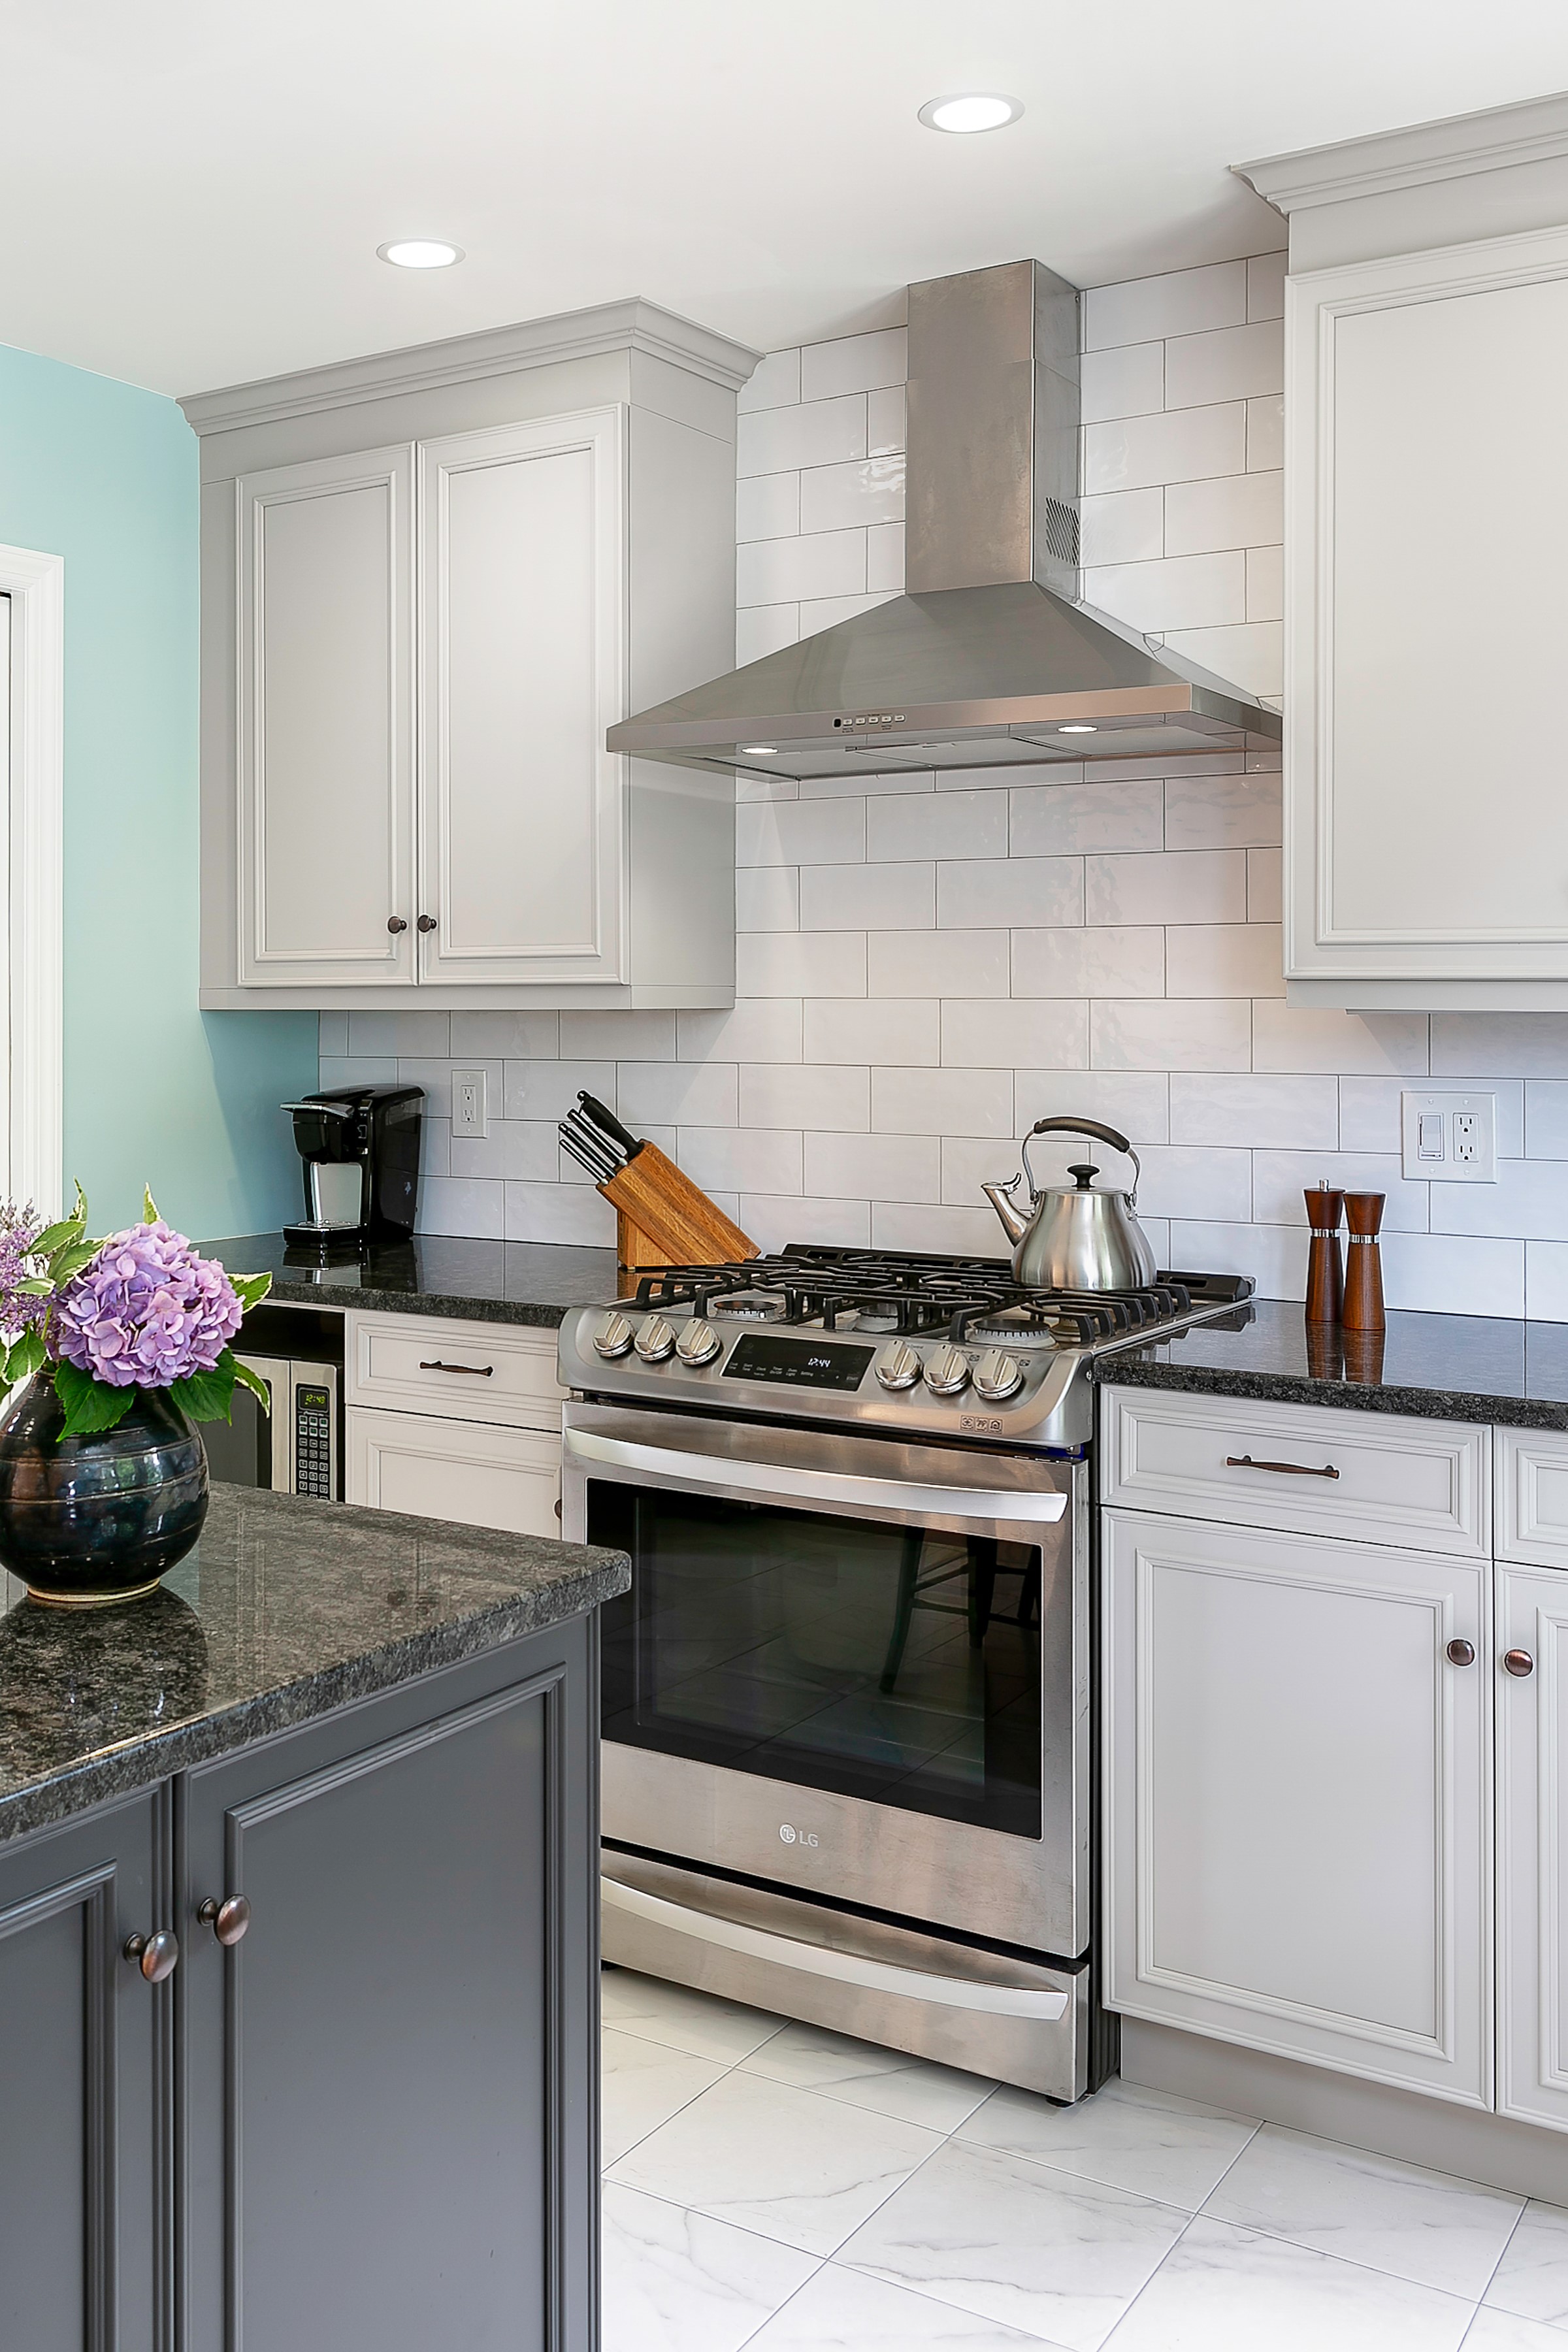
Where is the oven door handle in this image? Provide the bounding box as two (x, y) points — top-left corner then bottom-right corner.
(602, 1877), (1070, 2021)
(562, 1426), (1068, 1525)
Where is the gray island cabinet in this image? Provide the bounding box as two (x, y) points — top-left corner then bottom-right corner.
(0, 1483), (628, 2352)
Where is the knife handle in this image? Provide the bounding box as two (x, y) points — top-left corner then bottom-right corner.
(577, 1092), (642, 1160)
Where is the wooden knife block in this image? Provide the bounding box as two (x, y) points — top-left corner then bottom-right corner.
(601, 1141), (757, 1275)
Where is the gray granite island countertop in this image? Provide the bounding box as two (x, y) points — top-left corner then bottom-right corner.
(1090, 1296), (1568, 1431)
(0, 1484), (629, 1846)
(197, 1233), (620, 1326)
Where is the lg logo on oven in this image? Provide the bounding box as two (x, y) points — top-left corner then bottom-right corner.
(778, 1823), (819, 1850)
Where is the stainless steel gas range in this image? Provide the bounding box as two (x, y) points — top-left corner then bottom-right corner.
(558, 1244), (1253, 2100)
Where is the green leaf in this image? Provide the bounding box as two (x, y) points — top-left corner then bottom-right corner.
(3, 1329), (44, 1385)
(52, 1360), (137, 1437)
(68, 1180), (88, 1228)
(231, 1270), (273, 1313)
(16, 1277), (53, 1296)
(143, 1188), (159, 1226)
(46, 1241), (100, 1284)
(231, 1354), (272, 1411)
(31, 1217), (82, 1259)
(169, 1359), (238, 1426)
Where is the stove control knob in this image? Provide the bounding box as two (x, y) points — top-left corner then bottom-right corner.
(924, 1344), (972, 1398)
(592, 1312), (635, 1361)
(874, 1339), (923, 1391)
(634, 1315), (678, 1364)
(676, 1318), (722, 1367)
(973, 1347), (1025, 1403)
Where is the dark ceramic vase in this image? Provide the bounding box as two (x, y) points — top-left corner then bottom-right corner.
(0, 1373), (209, 1607)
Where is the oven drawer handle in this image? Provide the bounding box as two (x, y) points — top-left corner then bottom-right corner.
(418, 1359), (495, 1377)
(562, 1427), (1068, 1525)
(602, 1878), (1070, 2021)
(1225, 1454), (1339, 1480)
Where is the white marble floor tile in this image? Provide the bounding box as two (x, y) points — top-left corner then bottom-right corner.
(606, 2068), (943, 2257)
(958, 2076), (1259, 2210)
(1485, 2202), (1568, 2330)
(747, 2261), (1073, 2348)
(1103, 2215), (1473, 2352)
(600, 2182), (819, 2352)
(740, 2019), (996, 2132)
(602, 2028), (728, 2168)
(838, 2134), (1187, 2351)
(600, 1965), (785, 2064)
(1205, 2123), (1524, 2298)
(1466, 2310), (1568, 2349)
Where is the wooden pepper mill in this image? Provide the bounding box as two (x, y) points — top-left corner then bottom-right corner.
(1342, 1190), (1386, 1333)
(1303, 1186), (1345, 1324)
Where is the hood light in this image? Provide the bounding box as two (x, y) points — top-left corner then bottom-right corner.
(739, 744), (779, 756)
(378, 238), (465, 269)
(1059, 723), (1098, 734)
(918, 93), (1024, 135)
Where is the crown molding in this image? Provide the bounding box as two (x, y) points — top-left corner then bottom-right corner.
(178, 297), (762, 434)
(1235, 88), (1568, 214)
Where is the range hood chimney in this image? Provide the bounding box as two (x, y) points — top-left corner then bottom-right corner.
(609, 259), (1281, 782)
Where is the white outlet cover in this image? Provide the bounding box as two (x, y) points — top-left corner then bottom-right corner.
(1400, 1090), (1496, 1183)
(451, 1067), (489, 1140)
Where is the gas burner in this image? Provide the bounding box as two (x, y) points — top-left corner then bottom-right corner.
(964, 1309), (1060, 1348)
(709, 1291), (789, 1321)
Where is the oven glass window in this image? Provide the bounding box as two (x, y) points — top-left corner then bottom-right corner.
(593, 1484), (1043, 1839)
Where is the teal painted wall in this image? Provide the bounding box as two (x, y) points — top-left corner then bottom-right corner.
(0, 342), (316, 1238)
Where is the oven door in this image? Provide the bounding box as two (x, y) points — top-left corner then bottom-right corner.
(562, 1399), (1088, 1959)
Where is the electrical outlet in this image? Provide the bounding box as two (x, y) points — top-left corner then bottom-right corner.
(1401, 1090), (1497, 1183)
(451, 1068), (489, 1140)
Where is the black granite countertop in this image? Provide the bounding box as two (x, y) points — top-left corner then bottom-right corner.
(199, 1234), (619, 1326)
(1092, 1298), (1568, 1431)
(0, 1484), (629, 1846)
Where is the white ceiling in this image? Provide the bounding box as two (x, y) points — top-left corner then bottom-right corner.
(6, 0), (1568, 399)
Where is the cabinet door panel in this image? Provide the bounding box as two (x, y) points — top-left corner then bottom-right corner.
(419, 410), (625, 986)
(1499, 1565), (1568, 2132)
(0, 1794), (161, 2352)
(184, 1667), (571, 2351)
(345, 1404), (561, 1535)
(1104, 1509), (1491, 2104)
(237, 446), (416, 987)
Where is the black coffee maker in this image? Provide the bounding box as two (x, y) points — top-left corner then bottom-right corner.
(282, 1085), (424, 1251)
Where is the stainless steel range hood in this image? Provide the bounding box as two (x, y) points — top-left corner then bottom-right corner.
(610, 259), (1281, 783)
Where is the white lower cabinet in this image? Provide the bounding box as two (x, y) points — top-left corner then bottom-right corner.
(346, 1406), (561, 1538)
(1103, 1506), (1492, 2106)
(1499, 1563), (1568, 2131)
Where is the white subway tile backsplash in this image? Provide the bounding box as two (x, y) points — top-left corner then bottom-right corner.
(1010, 780), (1165, 857)
(1432, 1156), (1568, 1244)
(1247, 251), (1287, 322)
(1165, 319), (1284, 410)
(938, 857), (1084, 929)
(350, 1010), (452, 1058)
(1433, 1014), (1568, 1078)
(420, 1175), (505, 1239)
(1164, 923), (1284, 999)
(559, 1009), (676, 1060)
(1164, 772), (1282, 850)
(736, 931), (866, 997)
(1012, 1069), (1171, 1143)
(737, 348), (800, 413)
(618, 1060), (739, 1128)
(742, 1193), (872, 1250)
(1012, 924), (1164, 998)
(800, 454), (905, 532)
(1247, 848), (1282, 923)
(1169, 1217), (1309, 1303)
(1084, 403), (1247, 495)
(1092, 999), (1251, 1071)
(1164, 470), (1282, 556)
(502, 1059), (617, 1123)
(1527, 1241), (1568, 1323)
(1247, 544), (1284, 623)
(678, 998), (803, 1064)
(679, 1126), (804, 1194)
(872, 1066), (1014, 1138)
(867, 385), (906, 456)
(737, 395), (865, 478)
(318, 1010), (349, 1057)
(799, 860), (933, 931)
(449, 1011), (560, 1060)
(1170, 1072), (1340, 1151)
(1083, 550), (1246, 633)
(866, 522), (905, 591)
(736, 796), (864, 868)
(941, 1134), (1024, 1205)
(798, 589), (899, 633)
(1079, 487), (1164, 567)
(1380, 1232), (1526, 1318)
(1247, 393), (1284, 472)
(806, 1130), (940, 1203)
(1086, 849), (1247, 927)
(1527, 1081), (1568, 1158)
(800, 327), (907, 400)
(802, 998), (939, 1066)
(738, 527), (866, 607)
(1085, 261), (1247, 351)
(1081, 341), (1165, 423)
(1161, 619), (1282, 700)
(1252, 1002), (1428, 1076)
(737, 471), (800, 542)
(318, 1057), (397, 1092)
(1135, 1145), (1252, 1223)
(1251, 1149), (1427, 1233)
(739, 1064), (869, 1132)
(868, 789), (1009, 863)
(870, 927), (1009, 998)
(736, 603), (799, 663)
(871, 1200), (1003, 1255)
(736, 866), (800, 932)
(939, 998), (1089, 1070)
(504, 1180), (615, 1247)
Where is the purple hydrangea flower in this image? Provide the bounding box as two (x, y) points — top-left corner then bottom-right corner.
(0, 1201), (42, 1337)
(52, 1221), (244, 1389)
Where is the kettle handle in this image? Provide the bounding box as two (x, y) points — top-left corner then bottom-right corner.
(1023, 1117), (1142, 1207)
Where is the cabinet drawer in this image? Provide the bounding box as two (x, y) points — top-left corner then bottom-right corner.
(1495, 1426), (1568, 1567)
(346, 1311), (564, 1429)
(345, 1407), (561, 1537)
(1101, 1386), (1488, 1556)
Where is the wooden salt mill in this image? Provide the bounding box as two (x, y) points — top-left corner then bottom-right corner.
(1303, 1186), (1344, 1324)
(1342, 1190), (1387, 1333)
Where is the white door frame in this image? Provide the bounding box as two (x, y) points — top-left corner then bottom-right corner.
(0, 544), (63, 1218)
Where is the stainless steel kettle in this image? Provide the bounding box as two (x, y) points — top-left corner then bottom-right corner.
(983, 1117), (1158, 1292)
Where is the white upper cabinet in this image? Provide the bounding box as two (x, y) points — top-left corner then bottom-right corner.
(236, 445), (416, 988)
(188, 301), (754, 1010)
(418, 411), (624, 987)
(1241, 95), (1568, 1008)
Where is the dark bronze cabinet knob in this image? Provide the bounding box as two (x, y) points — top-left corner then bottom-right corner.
(1446, 1639), (1475, 1667)
(417, 914), (438, 933)
(386, 916), (408, 934)
(198, 1894), (252, 1947)
(125, 1929), (179, 1983)
(1505, 1648), (1535, 1678)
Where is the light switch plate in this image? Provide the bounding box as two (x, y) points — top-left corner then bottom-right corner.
(1401, 1090), (1496, 1183)
(451, 1068), (489, 1140)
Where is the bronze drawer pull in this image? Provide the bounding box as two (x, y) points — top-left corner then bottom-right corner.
(1225, 1454), (1340, 1480)
(198, 1894), (252, 1947)
(125, 1929), (179, 1982)
(418, 1359), (495, 1377)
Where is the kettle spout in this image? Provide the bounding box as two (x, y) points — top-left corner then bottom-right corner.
(983, 1175), (1032, 1248)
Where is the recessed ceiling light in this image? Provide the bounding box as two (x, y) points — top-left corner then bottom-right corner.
(378, 238), (465, 269)
(917, 92), (1023, 135)
(1059, 723), (1098, 734)
(739, 744), (779, 756)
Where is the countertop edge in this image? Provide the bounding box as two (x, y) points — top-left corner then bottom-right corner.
(1090, 1355), (1568, 1432)
(0, 1551), (630, 1850)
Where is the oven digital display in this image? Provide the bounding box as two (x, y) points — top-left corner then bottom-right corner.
(723, 1333), (875, 1390)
